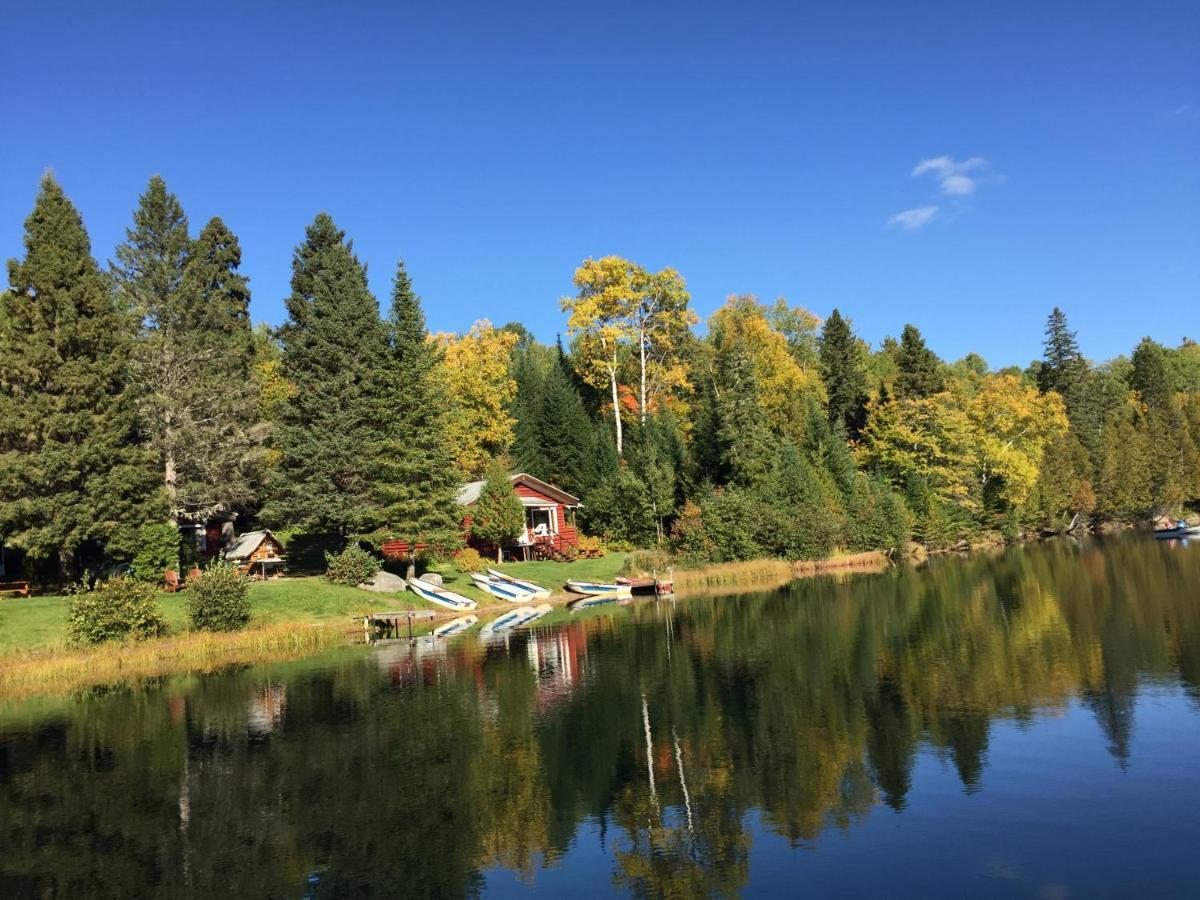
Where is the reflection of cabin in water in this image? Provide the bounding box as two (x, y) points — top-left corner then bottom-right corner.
(223, 530), (286, 579)
(382, 473), (581, 562)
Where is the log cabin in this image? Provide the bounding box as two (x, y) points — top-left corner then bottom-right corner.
(382, 473), (582, 562)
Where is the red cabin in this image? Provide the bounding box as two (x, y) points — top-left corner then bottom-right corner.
(382, 473), (582, 562)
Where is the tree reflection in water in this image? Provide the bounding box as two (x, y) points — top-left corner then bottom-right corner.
(2, 538), (1200, 896)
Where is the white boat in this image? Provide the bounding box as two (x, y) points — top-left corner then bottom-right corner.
(565, 579), (632, 598)
(470, 572), (537, 602)
(433, 615), (478, 638)
(1154, 524), (1200, 540)
(407, 577), (477, 611)
(487, 568), (552, 599)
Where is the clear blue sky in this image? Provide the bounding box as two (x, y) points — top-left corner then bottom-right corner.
(2, 1), (1196, 367)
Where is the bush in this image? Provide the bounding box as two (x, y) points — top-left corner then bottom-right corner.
(129, 523), (182, 581)
(453, 547), (484, 573)
(65, 576), (167, 646)
(575, 534), (605, 558)
(187, 563), (251, 631)
(324, 544), (381, 585)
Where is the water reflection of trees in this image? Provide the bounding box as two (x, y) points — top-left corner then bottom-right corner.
(1, 540), (1199, 896)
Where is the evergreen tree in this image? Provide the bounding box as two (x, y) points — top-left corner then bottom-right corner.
(893, 324), (945, 400)
(717, 345), (774, 488)
(113, 179), (263, 524)
(1130, 337), (1172, 412)
(0, 175), (163, 579)
(471, 459), (525, 562)
(264, 214), (390, 537)
(374, 260), (462, 575)
(819, 308), (868, 438)
(1037, 307), (1086, 402)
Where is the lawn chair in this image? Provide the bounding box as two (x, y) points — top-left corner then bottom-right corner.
(163, 570), (182, 593)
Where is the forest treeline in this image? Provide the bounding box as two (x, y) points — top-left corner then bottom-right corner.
(2, 174), (1199, 583)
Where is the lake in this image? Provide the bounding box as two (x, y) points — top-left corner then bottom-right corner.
(3, 538), (1200, 897)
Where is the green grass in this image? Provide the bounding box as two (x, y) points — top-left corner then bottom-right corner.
(0, 554), (629, 655)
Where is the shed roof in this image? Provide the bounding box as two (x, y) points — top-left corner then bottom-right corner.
(224, 529), (282, 562)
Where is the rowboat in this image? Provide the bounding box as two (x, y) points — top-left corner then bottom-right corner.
(487, 568), (552, 599)
(433, 615), (478, 638)
(480, 604), (552, 637)
(1154, 524), (1200, 540)
(565, 580), (632, 598)
(407, 577), (477, 610)
(470, 572), (535, 602)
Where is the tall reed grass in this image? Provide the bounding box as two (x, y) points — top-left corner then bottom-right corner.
(672, 551), (889, 597)
(0, 624), (344, 701)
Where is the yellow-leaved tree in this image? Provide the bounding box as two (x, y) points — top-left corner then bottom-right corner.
(562, 256), (697, 455)
(435, 320), (518, 477)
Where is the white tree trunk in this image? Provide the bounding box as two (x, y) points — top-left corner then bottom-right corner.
(639, 324), (648, 424)
(610, 365), (623, 455)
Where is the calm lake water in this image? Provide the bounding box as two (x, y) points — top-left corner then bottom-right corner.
(3, 539), (1200, 898)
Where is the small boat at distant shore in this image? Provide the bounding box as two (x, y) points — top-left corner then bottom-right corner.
(487, 569), (551, 599)
(407, 577), (477, 610)
(1154, 524), (1200, 540)
(565, 580), (632, 598)
(470, 572), (535, 602)
(433, 615), (478, 638)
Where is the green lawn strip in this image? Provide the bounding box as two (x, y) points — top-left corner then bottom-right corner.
(0, 554), (629, 655)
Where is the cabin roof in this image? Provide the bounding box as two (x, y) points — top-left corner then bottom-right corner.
(456, 473), (581, 508)
(224, 529), (282, 562)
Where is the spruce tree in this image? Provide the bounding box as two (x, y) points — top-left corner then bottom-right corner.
(893, 324), (945, 400)
(0, 175), (163, 579)
(265, 214), (390, 537)
(374, 260), (462, 575)
(471, 459), (525, 562)
(819, 308), (868, 438)
(717, 345), (774, 488)
(113, 179), (262, 524)
(1037, 307), (1086, 401)
(1130, 337), (1172, 412)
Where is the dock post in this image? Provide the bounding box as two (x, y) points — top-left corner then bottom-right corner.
(407, 612), (414, 643)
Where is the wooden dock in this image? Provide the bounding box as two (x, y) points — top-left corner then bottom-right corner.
(362, 609), (436, 642)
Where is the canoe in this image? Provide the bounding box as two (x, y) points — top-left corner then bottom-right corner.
(433, 615), (478, 638)
(1154, 525), (1200, 539)
(565, 580), (632, 598)
(406, 577), (477, 611)
(470, 572), (535, 602)
(486, 568), (552, 599)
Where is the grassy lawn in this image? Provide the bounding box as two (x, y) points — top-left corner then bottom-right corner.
(0, 554), (628, 655)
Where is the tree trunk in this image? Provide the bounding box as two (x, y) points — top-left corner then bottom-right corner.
(639, 325), (648, 424)
(406, 550), (416, 581)
(497, 545), (503, 563)
(610, 365), (623, 455)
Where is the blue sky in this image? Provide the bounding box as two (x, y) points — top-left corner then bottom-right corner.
(2, 1), (1196, 367)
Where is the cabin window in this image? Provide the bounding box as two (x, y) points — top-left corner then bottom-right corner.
(527, 507), (557, 537)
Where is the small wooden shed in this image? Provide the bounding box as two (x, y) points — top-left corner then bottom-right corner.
(224, 530), (286, 580)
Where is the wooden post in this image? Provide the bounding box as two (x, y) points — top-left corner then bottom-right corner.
(407, 612), (414, 643)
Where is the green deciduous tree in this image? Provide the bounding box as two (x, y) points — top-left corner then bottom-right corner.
(0, 175), (163, 580)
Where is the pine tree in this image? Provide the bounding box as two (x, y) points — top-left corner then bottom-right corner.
(717, 345), (774, 488)
(374, 260), (462, 576)
(819, 308), (868, 438)
(264, 214), (390, 537)
(0, 175), (163, 579)
(1037, 307), (1086, 401)
(1130, 337), (1172, 412)
(471, 459), (525, 562)
(893, 324), (945, 400)
(113, 179), (263, 524)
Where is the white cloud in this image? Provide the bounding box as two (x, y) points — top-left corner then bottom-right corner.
(887, 206), (939, 230)
(912, 155), (987, 196)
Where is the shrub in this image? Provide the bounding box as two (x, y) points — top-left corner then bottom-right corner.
(187, 563), (251, 631)
(575, 534), (605, 558)
(453, 547), (484, 573)
(324, 544), (381, 585)
(65, 576), (167, 646)
(129, 523), (182, 581)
